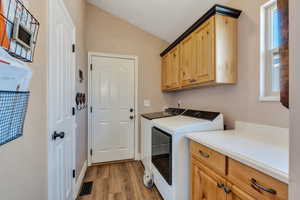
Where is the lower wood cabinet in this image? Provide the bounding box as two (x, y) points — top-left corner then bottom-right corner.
(190, 141), (288, 200)
(191, 157), (226, 200)
(227, 183), (256, 200)
(191, 157), (254, 200)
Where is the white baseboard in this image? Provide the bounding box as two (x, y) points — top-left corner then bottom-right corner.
(135, 153), (141, 161)
(74, 160), (88, 198)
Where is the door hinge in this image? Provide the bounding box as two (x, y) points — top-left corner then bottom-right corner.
(72, 44), (75, 53)
(90, 149), (93, 156)
(90, 106), (93, 113)
(90, 64), (93, 71)
(72, 107), (76, 116)
(72, 169), (76, 178)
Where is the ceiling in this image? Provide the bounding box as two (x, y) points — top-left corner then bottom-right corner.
(87, 0), (229, 43)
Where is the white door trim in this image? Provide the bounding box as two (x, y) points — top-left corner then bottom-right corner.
(48, 0), (76, 199)
(88, 52), (139, 166)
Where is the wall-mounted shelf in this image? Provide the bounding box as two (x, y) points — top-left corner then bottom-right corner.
(0, 0), (40, 62)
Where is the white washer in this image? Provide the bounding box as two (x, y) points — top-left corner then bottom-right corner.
(151, 112), (224, 200)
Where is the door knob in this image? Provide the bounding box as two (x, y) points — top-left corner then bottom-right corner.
(130, 116), (134, 120)
(52, 131), (65, 140)
(130, 108), (134, 112)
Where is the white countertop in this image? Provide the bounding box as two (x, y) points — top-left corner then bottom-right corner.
(186, 121), (289, 184)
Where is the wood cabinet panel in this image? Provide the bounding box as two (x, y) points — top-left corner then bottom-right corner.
(227, 184), (256, 200)
(193, 17), (215, 84)
(215, 14), (237, 84)
(227, 158), (288, 200)
(191, 157), (226, 200)
(169, 47), (180, 89)
(161, 53), (172, 91)
(190, 140), (226, 176)
(180, 35), (195, 87)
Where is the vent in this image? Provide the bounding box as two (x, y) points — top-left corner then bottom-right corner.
(79, 181), (93, 196)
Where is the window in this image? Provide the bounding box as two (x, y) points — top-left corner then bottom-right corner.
(260, 0), (280, 101)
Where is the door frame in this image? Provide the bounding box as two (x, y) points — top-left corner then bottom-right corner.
(47, 0), (77, 199)
(88, 52), (139, 166)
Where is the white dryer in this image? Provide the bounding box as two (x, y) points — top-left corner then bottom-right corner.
(151, 110), (224, 200)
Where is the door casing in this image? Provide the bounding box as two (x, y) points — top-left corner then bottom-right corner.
(88, 52), (139, 166)
(48, 0), (76, 199)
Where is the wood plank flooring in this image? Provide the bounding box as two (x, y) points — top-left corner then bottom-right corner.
(77, 161), (163, 200)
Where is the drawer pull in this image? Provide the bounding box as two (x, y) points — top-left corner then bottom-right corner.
(189, 79), (197, 83)
(250, 178), (277, 195)
(224, 187), (232, 194)
(199, 150), (210, 158)
(217, 182), (225, 188)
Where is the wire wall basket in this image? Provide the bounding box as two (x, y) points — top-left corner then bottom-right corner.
(0, 0), (40, 62)
(0, 90), (29, 145)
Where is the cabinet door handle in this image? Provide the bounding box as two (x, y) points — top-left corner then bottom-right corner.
(224, 187), (232, 194)
(217, 182), (225, 188)
(189, 79), (196, 83)
(250, 178), (277, 195)
(199, 150), (210, 158)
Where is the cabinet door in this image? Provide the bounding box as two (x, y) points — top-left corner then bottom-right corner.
(180, 35), (195, 87)
(215, 14), (237, 84)
(169, 46), (180, 89)
(226, 184), (256, 200)
(193, 17), (215, 84)
(161, 53), (172, 91)
(191, 158), (226, 200)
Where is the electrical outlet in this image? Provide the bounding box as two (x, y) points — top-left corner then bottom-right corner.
(177, 100), (182, 108)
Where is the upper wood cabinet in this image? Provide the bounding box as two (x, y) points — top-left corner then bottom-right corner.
(193, 17), (215, 85)
(162, 47), (180, 91)
(161, 53), (172, 90)
(161, 5), (242, 92)
(169, 46), (180, 89)
(214, 14), (237, 84)
(180, 35), (195, 87)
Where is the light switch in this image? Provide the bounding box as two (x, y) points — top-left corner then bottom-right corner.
(144, 99), (151, 107)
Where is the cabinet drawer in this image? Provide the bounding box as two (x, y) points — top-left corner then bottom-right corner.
(190, 141), (226, 175)
(227, 158), (288, 200)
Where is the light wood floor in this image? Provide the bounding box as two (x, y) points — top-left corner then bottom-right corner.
(77, 161), (163, 200)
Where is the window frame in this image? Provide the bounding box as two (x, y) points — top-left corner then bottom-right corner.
(260, 0), (280, 102)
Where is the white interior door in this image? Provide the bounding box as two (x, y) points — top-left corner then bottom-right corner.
(91, 55), (135, 163)
(48, 0), (75, 199)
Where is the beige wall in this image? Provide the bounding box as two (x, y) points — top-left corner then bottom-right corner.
(0, 0), (48, 199)
(0, 0), (87, 199)
(85, 3), (172, 115)
(63, 0), (88, 180)
(168, 0), (289, 128)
